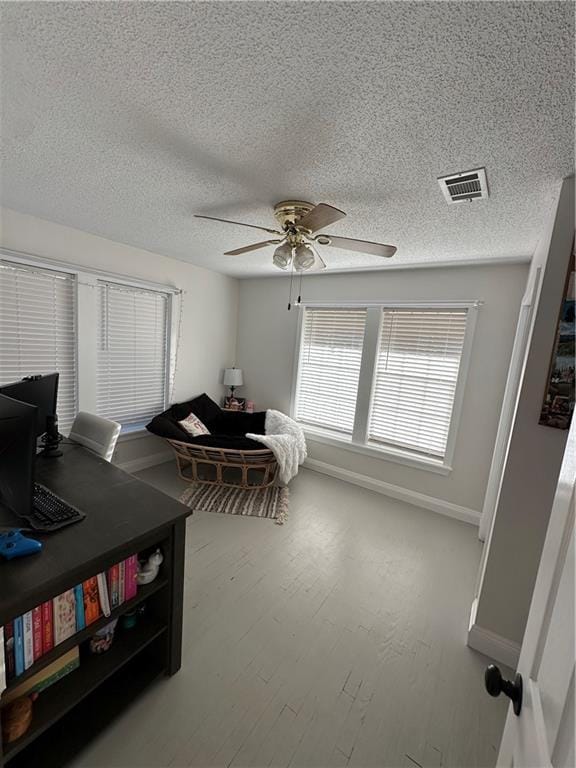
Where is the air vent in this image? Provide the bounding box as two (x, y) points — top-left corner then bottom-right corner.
(438, 167), (489, 204)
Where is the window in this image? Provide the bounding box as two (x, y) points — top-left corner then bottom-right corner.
(295, 308), (367, 435)
(293, 304), (476, 468)
(0, 260), (77, 431)
(0, 253), (177, 437)
(369, 309), (468, 458)
(97, 282), (169, 430)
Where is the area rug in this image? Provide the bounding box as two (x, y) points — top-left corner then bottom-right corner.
(179, 484), (289, 524)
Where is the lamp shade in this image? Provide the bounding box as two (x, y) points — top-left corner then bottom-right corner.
(294, 243), (316, 271)
(223, 368), (243, 387)
(273, 243), (293, 270)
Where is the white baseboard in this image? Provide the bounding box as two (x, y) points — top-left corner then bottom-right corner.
(115, 451), (172, 474)
(466, 598), (521, 668)
(303, 457), (480, 526)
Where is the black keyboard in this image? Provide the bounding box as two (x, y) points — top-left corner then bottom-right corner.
(22, 483), (86, 532)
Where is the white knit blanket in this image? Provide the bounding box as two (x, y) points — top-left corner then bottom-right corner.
(246, 410), (307, 485)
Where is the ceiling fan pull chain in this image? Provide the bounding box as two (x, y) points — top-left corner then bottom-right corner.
(296, 270), (303, 306)
(288, 261), (295, 311)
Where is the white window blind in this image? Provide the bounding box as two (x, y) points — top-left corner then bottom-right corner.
(0, 260), (77, 431)
(368, 309), (468, 458)
(295, 308), (367, 435)
(97, 282), (169, 430)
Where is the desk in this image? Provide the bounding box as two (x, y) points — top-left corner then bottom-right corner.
(0, 444), (191, 767)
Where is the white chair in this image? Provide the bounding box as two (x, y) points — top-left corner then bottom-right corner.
(69, 412), (122, 462)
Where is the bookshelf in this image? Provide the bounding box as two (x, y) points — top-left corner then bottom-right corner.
(0, 444), (191, 767)
(4, 578), (168, 693)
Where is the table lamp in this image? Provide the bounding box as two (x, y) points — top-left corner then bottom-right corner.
(223, 367), (243, 398)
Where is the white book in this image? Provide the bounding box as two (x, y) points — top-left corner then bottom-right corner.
(53, 590), (77, 645)
(23, 612), (34, 669)
(97, 572), (111, 617)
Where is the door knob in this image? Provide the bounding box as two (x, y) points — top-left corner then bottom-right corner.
(484, 664), (523, 716)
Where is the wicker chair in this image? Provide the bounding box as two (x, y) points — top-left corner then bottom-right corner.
(168, 439), (278, 489)
(146, 393), (277, 490)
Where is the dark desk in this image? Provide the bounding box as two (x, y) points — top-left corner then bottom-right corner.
(0, 444), (191, 767)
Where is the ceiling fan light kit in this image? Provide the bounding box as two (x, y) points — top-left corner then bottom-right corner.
(194, 199), (397, 273)
(294, 243), (316, 271)
(272, 242), (293, 270)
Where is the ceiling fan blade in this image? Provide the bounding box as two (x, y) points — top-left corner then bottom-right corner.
(224, 240), (281, 256)
(194, 214), (281, 236)
(321, 234), (397, 258)
(296, 203), (346, 233)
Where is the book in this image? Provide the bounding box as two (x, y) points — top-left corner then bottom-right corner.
(4, 621), (15, 681)
(97, 573), (111, 617)
(2, 646), (80, 706)
(108, 563), (120, 609)
(23, 611), (34, 670)
(124, 554), (138, 601)
(13, 617), (24, 676)
(0, 626), (5, 695)
(83, 577), (101, 625)
(42, 601), (54, 653)
(118, 560), (126, 605)
(119, 560), (126, 604)
(74, 584), (86, 631)
(53, 590), (77, 645)
(32, 606), (43, 661)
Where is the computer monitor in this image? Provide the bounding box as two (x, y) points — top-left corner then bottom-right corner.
(0, 373), (59, 438)
(0, 394), (37, 522)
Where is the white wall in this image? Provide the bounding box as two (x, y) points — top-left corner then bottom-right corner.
(236, 262), (529, 519)
(0, 207), (239, 469)
(471, 176), (574, 652)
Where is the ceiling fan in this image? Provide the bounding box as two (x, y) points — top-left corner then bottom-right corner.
(194, 200), (397, 272)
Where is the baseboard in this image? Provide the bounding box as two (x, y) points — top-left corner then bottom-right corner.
(467, 623), (521, 668)
(466, 598), (520, 668)
(303, 457), (480, 526)
(115, 451), (172, 474)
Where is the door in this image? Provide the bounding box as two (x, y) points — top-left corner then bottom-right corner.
(491, 417), (575, 767)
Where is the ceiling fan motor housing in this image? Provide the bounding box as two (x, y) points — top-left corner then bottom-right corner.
(273, 200), (315, 230)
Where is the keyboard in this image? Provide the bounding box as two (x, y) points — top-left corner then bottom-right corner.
(22, 483), (86, 532)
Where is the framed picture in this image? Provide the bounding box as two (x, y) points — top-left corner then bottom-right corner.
(539, 245), (575, 430)
(224, 396), (246, 411)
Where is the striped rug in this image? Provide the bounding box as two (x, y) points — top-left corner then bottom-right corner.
(179, 484), (289, 525)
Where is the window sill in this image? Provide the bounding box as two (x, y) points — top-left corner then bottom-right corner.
(302, 426), (452, 476)
(117, 428), (154, 442)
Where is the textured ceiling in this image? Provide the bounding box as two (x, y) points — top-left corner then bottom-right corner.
(0, 1), (573, 277)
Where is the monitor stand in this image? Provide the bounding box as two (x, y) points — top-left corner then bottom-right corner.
(40, 414), (63, 458)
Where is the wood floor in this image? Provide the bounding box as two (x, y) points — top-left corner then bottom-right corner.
(70, 464), (509, 768)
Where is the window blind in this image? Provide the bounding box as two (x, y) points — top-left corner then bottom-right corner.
(97, 282), (169, 430)
(295, 308), (367, 435)
(0, 260), (77, 432)
(368, 309), (468, 458)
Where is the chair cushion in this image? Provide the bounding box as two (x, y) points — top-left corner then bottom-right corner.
(212, 410), (266, 436)
(171, 393), (222, 428)
(146, 414), (190, 442)
(185, 434), (266, 451)
(146, 393), (266, 450)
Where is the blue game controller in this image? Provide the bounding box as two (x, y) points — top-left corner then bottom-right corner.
(0, 530), (42, 560)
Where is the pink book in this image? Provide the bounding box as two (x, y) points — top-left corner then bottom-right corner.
(118, 560), (126, 605)
(124, 555), (138, 601)
(42, 601), (54, 652)
(32, 605), (43, 660)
